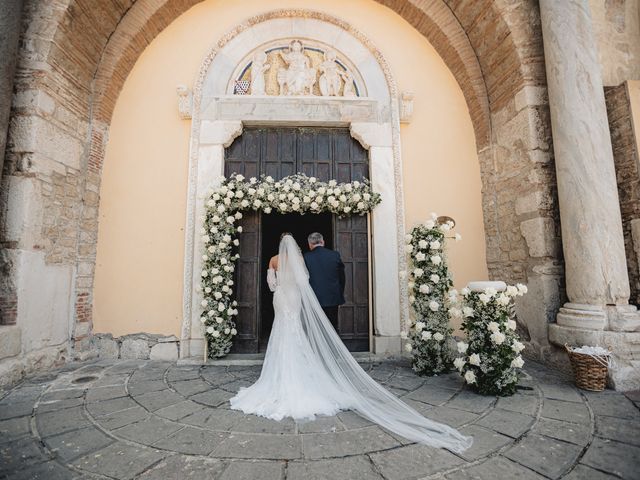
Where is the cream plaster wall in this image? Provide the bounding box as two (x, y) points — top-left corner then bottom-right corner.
(93, 0), (488, 337)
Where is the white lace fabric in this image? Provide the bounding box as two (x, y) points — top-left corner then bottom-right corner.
(229, 235), (472, 453)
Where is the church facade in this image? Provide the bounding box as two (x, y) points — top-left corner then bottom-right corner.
(1, 0), (640, 390)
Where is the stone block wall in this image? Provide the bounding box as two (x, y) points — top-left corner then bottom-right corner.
(605, 83), (640, 306)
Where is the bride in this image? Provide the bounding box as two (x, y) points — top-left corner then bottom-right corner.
(230, 234), (472, 453)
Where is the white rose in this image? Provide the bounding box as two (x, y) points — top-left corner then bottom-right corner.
(496, 293), (510, 306)
(512, 340), (525, 353)
(430, 255), (442, 265)
(363, 193), (371, 201)
(200, 317), (206, 324)
(235, 212), (243, 220)
(421, 331), (432, 340)
(415, 252), (426, 261)
(212, 330), (220, 338)
(430, 240), (441, 250)
(440, 223), (451, 232)
(404, 343), (413, 353)
(414, 321), (425, 332)
(216, 205), (225, 213)
(240, 200), (249, 208)
(506, 285), (519, 297)
(264, 207), (272, 214)
(433, 332), (444, 341)
(413, 268), (424, 278)
(418, 239), (428, 249)
(464, 370), (477, 384)
(202, 235), (210, 243)
(429, 301), (440, 312)
(517, 283), (528, 295)
(231, 328), (237, 335)
(357, 202), (365, 210)
(217, 303), (225, 312)
(469, 353), (481, 366)
(405, 234), (413, 242)
(409, 295), (415, 304)
(419, 284), (430, 294)
(448, 307), (462, 319)
(490, 331), (506, 345)
(235, 174), (245, 182)
(206, 326), (214, 334)
(201, 270), (209, 277)
(430, 274), (440, 283)
(507, 319), (517, 331)
(214, 292), (222, 300)
(453, 357), (466, 372)
(478, 293), (491, 304)
(226, 216), (235, 224)
(216, 317), (223, 324)
(511, 356), (525, 368)
(457, 342), (469, 353)
(201, 300), (208, 307)
(461, 287), (471, 296)
(405, 244), (414, 253)
(343, 207), (351, 213)
(463, 307), (474, 318)
(224, 328), (230, 334)
(487, 321), (500, 333)
(485, 287), (497, 297)
(400, 331), (408, 339)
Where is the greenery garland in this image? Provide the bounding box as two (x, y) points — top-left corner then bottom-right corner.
(199, 173), (381, 358)
(453, 284), (527, 396)
(401, 214), (461, 375)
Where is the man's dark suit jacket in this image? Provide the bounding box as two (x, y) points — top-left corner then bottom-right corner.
(303, 246), (346, 307)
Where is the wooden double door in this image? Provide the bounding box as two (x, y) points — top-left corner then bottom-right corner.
(226, 127), (370, 353)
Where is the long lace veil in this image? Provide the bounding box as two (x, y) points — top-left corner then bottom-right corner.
(277, 235), (472, 453)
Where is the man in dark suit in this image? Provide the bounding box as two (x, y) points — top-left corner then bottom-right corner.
(303, 232), (346, 331)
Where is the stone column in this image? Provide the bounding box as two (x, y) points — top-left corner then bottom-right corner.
(0, 0), (23, 183)
(541, 0), (640, 390)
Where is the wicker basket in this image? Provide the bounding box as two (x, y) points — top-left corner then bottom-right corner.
(565, 344), (609, 391)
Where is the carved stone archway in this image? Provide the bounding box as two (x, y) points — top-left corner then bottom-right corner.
(181, 12), (406, 358)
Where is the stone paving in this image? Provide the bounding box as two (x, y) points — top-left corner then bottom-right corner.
(0, 359), (639, 480)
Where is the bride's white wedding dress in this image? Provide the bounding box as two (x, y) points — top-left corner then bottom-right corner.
(229, 235), (472, 453)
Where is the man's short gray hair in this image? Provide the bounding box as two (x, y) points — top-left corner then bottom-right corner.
(308, 232), (324, 245)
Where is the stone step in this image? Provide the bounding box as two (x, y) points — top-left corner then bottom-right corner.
(177, 351), (395, 366)
(0, 325), (21, 360)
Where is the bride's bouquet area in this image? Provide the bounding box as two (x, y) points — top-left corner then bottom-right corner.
(453, 284), (528, 396)
(199, 173), (381, 357)
(402, 215), (461, 375)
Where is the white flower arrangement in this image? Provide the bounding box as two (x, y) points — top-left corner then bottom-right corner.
(201, 173), (381, 357)
(453, 283), (528, 396)
(401, 213), (458, 375)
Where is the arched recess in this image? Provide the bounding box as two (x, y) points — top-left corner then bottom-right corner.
(180, 11), (407, 358)
(5, 0), (560, 363)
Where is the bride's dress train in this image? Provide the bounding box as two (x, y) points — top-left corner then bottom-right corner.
(230, 235), (472, 453)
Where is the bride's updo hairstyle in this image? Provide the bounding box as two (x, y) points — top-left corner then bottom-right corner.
(280, 232), (293, 240)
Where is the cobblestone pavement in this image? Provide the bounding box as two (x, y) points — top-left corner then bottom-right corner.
(1, 359), (639, 480)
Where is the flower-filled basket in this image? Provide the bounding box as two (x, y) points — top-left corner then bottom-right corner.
(565, 344), (612, 392)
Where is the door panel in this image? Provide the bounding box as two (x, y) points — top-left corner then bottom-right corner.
(225, 127), (370, 353)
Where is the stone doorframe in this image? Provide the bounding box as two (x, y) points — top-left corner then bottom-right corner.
(180, 11), (409, 359)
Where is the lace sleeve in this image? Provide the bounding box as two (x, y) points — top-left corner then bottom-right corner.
(267, 268), (277, 292)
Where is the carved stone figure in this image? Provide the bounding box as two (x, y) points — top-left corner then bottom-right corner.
(276, 40), (316, 95)
(250, 51), (270, 95)
(339, 70), (356, 97)
(318, 50), (342, 96)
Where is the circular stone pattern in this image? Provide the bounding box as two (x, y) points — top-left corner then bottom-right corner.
(1, 359), (639, 479)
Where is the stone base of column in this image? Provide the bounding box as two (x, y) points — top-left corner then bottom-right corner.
(549, 322), (640, 391)
(556, 303), (607, 329)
